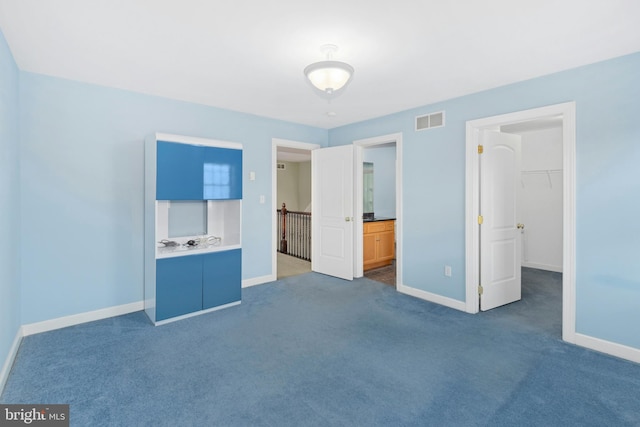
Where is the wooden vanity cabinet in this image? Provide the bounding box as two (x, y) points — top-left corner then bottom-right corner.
(363, 220), (395, 271)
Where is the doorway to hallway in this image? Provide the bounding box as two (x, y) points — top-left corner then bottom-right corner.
(272, 139), (319, 281)
(277, 252), (311, 279)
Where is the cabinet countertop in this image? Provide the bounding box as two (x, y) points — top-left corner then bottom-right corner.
(363, 217), (395, 223)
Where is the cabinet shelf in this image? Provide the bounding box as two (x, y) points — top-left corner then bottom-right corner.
(156, 243), (241, 259)
(155, 199), (241, 258)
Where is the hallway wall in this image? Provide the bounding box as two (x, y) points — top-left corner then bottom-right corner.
(277, 160), (311, 212)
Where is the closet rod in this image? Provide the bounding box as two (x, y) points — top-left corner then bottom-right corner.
(520, 169), (562, 188)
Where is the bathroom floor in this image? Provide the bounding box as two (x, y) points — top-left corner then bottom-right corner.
(364, 261), (396, 287)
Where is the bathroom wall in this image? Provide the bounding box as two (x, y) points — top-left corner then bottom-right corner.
(363, 145), (396, 218)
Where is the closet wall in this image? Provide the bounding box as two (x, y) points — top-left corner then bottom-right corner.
(509, 125), (563, 272)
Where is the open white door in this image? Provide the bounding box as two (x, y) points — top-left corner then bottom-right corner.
(312, 145), (354, 280)
(480, 130), (522, 311)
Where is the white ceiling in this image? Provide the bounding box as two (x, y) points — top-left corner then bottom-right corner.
(1, 0), (639, 129)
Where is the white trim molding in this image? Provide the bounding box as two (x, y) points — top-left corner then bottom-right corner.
(575, 334), (640, 364)
(397, 284), (467, 312)
(242, 274), (274, 288)
(0, 327), (23, 395)
(465, 102), (577, 344)
(22, 301), (143, 336)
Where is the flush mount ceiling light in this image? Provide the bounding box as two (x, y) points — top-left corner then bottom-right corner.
(304, 44), (354, 97)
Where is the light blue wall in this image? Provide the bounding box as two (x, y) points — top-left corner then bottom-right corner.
(19, 73), (327, 324)
(363, 146), (395, 218)
(0, 30), (21, 376)
(329, 52), (640, 349)
(4, 28), (639, 354)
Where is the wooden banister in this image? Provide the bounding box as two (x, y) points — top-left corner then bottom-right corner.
(277, 203), (311, 261)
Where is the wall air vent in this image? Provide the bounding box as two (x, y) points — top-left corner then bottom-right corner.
(415, 111), (445, 131)
(277, 163), (286, 170)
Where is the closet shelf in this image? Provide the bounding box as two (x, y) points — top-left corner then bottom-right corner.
(521, 169), (562, 174)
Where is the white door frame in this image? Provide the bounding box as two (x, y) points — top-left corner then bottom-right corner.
(353, 133), (403, 287)
(271, 138), (321, 281)
(465, 102), (576, 343)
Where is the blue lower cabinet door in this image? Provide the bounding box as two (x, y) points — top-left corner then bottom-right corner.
(202, 249), (241, 309)
(156, 255), (203, 321)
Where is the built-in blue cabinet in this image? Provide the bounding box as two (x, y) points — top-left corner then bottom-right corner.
(156, 141), (204, 200)
(203, 249), (242, 309)
(156, 255), (203, 321)
(203, 146), (242, 200)
(145, 133), (243, 325)
(155, 249), (242, 322)
(156, 140), (242, 200)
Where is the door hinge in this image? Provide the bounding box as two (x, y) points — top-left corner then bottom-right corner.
(478, 285), (484, 295)
(478, 215), (483, 225)
(477, 144), (483, 154)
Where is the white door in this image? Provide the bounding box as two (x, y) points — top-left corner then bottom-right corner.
(312, 145), (354, 280)
(480, 130), (522, 311)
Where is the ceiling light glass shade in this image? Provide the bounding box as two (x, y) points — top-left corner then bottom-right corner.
(304, 60), (354, 95)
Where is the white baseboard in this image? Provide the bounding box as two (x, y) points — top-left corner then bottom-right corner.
(21, 301), (144, 337)
(397, 284), (467, 312)
(574, 333), (640, 364)
(0, 327), (23, 396)
(522, 262), (563, 273)
(242, 274), (275, 288)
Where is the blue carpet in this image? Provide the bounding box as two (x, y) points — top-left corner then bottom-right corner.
(2, 269), (639, 426)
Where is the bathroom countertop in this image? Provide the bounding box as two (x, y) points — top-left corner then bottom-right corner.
(363, 217), (396, 222)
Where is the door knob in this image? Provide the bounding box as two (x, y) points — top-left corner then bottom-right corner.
(517, 223), (525, 229)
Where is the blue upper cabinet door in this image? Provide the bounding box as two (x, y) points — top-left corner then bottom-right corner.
(156, 141), (204, 200)
(202, 249), (241, 309)
(202, 147), (242, 200)
(156, 255), (203, 321)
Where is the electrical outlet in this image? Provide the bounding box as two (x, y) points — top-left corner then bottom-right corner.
(444, 265), (452, 277)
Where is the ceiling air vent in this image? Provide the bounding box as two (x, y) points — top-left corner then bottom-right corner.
(416, 111), (445, 131)
(277, 163), (286, 170)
